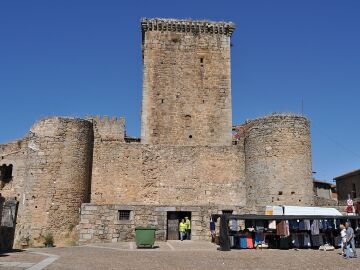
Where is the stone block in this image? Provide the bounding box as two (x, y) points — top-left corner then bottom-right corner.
(81, 234), (92, 240)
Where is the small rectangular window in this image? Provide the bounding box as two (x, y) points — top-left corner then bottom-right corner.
(118, 210), (131, 220)
(222, 210), (233, 215)
(200, 58), (204, 63)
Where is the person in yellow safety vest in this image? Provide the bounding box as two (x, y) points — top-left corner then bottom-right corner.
(185, 216), (191, 240)
(179, 219), (187, 241)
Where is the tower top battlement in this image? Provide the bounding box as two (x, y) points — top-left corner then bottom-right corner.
(141, 18), (235, 37)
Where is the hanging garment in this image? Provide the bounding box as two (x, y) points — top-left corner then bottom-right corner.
(229, 236), (235, 248)
(268, 220), (276, 230)
(276, 221), (286, 235)
(303, 234), (311, 248)
(289, 220), (299, 231)
(246, 236), (254, 249)
(267, 235), (278, 249)
(299, 220), (305, 230)
(255, 220), (265, 232)
(240, 236), (247, 249)
(311, 235), (323, 247)
(304, 220), (311, 230)
(234, 236), (240, 248)
(298, 234), (304, 248)
(292, 234), (300, 248)
(321, 220), (328, 230)
(326, 220), (333, 230)
(334, 235), (342, 247)
(277, 220), (290, 236)
(285, 220), (290, 236)
(335, 219), (340, 229)
(254, 232), (264, 246)
(229, 219), (237, 231)
(245, 220), (253, 229)
(279, 236), (290, 250)
(310, 220), (320, 235)
(210, 221), (216, 231)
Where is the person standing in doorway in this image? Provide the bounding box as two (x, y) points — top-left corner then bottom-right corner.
(179, 219), (187, 241)
(185, 217), (191, 240)
(345, 221), (357, 258)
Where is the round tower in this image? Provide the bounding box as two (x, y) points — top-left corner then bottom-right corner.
(18, 117), (93, 243)
(244, 114), (313, 212)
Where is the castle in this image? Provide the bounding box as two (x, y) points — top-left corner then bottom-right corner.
(0, 18), (314, 246)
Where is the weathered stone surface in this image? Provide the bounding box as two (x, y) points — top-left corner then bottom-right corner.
(78, 204), (237, 244)
(0, 18), (315, 248)
(91, 142), (246, 206)
(140, 18), (233, 146)
(243, 114), (313, 210)
(1, 117), (93, 245)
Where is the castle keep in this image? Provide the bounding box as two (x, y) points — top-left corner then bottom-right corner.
(0, 18), (314, 247)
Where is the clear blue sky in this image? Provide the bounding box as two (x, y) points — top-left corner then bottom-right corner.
(1, 0), (359, 182)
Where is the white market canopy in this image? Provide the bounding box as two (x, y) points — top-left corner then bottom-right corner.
(266, 205), (342, 216)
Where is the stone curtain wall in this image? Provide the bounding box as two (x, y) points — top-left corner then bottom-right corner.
(91, 141), (246, 206)
(17, 117), (94, 244)
(0, 139), (28, 200)
(0, 139), (29, 248)
(244, 114), (314, 210)
(141, 19), (234, 146)
(0, 113), (315, 246)
(79, 204), (244, 244)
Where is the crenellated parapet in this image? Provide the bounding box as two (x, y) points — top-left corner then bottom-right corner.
(141, 18), (235, 37)
(86, 115), (125, 142)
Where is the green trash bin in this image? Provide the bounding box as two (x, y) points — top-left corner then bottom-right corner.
(135, 226), (156, 248)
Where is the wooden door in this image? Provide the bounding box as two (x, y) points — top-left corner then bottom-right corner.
(167, 212), (179, 240)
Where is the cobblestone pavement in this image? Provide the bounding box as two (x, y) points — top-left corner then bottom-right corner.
(0, 241), (359, 270)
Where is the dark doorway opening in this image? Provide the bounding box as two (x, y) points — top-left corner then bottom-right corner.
(0, 164), (13, 190)
(0, 164), (13, 183)
(167, 211), (191, 240)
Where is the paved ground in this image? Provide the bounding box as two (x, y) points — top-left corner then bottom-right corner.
(1, 241), (359, 270)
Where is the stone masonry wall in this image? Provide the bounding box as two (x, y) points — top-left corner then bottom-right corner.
(0, 139), (29, 247)
(336, 173), (360, 201)
(244, 114), (314, 211)
(91, 140), (246, 206)
(141, 19), (234, 146)
(0, 139), (28, 200)
(79, 204), (245, 244)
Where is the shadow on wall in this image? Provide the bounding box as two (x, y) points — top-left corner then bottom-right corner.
(0, 196), (19, 253)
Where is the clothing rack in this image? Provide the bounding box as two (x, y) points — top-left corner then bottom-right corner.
(212, 214), (360, 251)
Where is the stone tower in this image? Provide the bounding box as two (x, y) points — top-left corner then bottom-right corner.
(18, 117), (93, 243)
(244, 114), (314, 211)
(140, 18), (235, 146)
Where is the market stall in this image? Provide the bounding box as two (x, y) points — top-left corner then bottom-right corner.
(211, 214), (360, 251)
